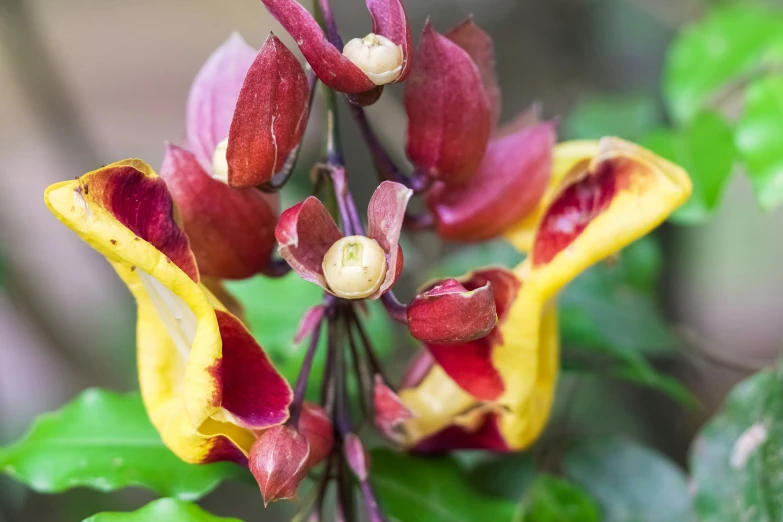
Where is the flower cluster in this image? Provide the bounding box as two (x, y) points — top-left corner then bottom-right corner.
(43, 0), (692, 519)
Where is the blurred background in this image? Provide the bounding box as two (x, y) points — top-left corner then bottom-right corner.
(1, 0), (782, 520)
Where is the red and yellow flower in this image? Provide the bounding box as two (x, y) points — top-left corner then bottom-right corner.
(44, 160), (293, 464)
(398, 137), (692, 451)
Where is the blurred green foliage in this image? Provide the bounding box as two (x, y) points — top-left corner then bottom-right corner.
(82, 498), (243, 522)
(0, 389), (246, 500)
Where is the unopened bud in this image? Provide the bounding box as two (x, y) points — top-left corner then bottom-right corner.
(249, 425), (310, 505)
(344, 433), (370, 481)
(322, 236), (387, 299)
(299, 403), (334, 467)
(211, 137), (230, 184)
(342, 33), (403, 86)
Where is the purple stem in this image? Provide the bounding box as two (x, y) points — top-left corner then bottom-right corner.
(360, 481), (388, 522)
(350, 313), (387, 383)
(289, 319), (323, 427)
(345, 313), (372, 418)
(381, 291), (408, 323)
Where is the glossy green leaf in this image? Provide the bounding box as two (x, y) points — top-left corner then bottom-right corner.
(429, 240), (522, 279)
(642, 111), (736, 224)
(736, 76), (783, 211)
(664, 5), (783, 124)
(563, 438), (694, 522)
(691, 370), (783, 521)
(226, 273), (394, 391)
(565, 94), (661, 142)
(371, 449), (519, 522)
(0, 389), (245, 499)
(526, 475), (601, 522)
(83, 498), (243, 522)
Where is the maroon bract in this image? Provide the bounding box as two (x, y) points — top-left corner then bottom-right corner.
(275, 181), (412, 300)
(162, 34), (284, 279)
(417, 18), (557, 242)
(226, 34), (310, 188)
(404, 21), (492, 184)
(250, 425), (311, 505)
(259, 0), (411, 94)
(427, 121), (556, 241)
(407, 278), (497, 343)
(161, 144), (278, 279)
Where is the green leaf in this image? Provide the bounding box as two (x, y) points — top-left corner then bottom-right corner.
(526, 475), (601, 522)
(664, 5), (783, 124)
(691, 370), (783, 521)
(429, 240), (522, 279)
(736, 76), (783, 211)
(371, 449), (519, 522)
(642, 111), (736, 224)
(565, 94), (661, 142)
(560, 237), (678, 358)
(563, 438), (694, 522)
(0, 389), (244, 499)
(226, 273), (394, 392)
(83, 498), (243, 522)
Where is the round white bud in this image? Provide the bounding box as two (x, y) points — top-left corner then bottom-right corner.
(342, 33), (403, 86)
(211, 137), (230, 184)
(322, 235), (387, 299)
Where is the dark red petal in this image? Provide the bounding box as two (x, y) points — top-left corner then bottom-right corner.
(404, 21), (492, 184)
(187, 33), (257, 173)
(366, 0), (413, 81)
(249, 425), (310, 505)
(344, 433), (370, 481)
(79, 163), (198, 281)
(294, 304), (326, 344)
(446, 17), (501, 127)
(259, 0), (376, 93)
(161, 144), (278, 279)
(213, 310), (293, 429)
(532, 154), (625, 266)
(374, 375), (414, 442)
(275, 197), (343, 291)
(428, 121), (555, 242)
(407, 280), (497, 343)
(367, 181), (412, 299)
(227, 34), (310, 187)
(413, 412), (508, 452)
(299, 402), (333, 467)
(422, 268), (520, 401)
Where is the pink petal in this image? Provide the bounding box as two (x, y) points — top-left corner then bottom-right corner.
(400, 351), (435, 389)
(407, 279), (497, 343)
(366, 181), (412, 299)
(344, 433), (370, 481)
(227, 34), (310, 188)
(428, 121), (555, 241)
(187, 33), (257, 173)
(275, 197), (343, 291)
(404, 21), (492, 184)
(446, 17), (501, 128)
(161, 144), (278, 279)
(259, 0), (376, 93)
(366, 0), (413, 81)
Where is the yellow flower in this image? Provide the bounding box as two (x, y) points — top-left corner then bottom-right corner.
(399, 137), (692, 451)
(44, 159), (292, 464)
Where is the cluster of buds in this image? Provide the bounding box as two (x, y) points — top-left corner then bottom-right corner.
(43, 0), (692, 519)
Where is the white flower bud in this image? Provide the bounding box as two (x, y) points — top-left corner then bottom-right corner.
(342, 33), (403, 86)
(322, 236), (387, 299)
(211, 137), (230, 184)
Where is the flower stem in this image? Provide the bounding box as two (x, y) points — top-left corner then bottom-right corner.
(289, 319), (324, 427)
(381, 291), (408, 323)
